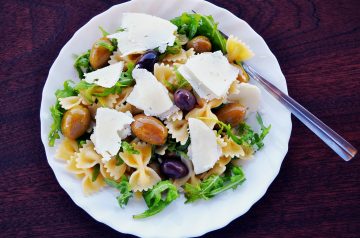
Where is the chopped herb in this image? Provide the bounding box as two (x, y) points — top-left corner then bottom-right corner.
(184, 165), (245, 203)
(133, 181), (179, 219)
(95, 41), (115, 52)
(105, 176), (133, 208)
(91, 164), (100, 182)
(121, 141), (140, 154)
(74, 50), (93, 79)
(99, 26), (109, 37)
(116, 27), (126, 32)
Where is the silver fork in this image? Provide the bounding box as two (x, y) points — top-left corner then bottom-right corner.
(242, 64), (357, 161)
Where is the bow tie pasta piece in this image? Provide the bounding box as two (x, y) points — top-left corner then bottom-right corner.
(81, 168), (106, 195)
(55, 137), (79, 161)
(154, 63), (178, 92)
(97, 94), (119, 108)
(108, 51), (141, 65)
(226, 35), (254, 63)
(114, 87), (133, 110)
(221, 135), (246, 159)
(162, 48), (195, 65)
(200, 156), (232, 180)
(59, 96), (83, 110)
(103, 157), (127, 181)
(165, 119), (189, 145)
(120, 142), (161, 191)
(185, 98), (223, 129)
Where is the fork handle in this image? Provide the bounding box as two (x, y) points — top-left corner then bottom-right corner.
(243, 64), (357, 161)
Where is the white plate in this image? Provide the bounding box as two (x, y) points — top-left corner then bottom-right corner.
(40, 0), (292, 237)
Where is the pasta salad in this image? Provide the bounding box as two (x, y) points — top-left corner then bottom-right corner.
(49, 12), (270, 219)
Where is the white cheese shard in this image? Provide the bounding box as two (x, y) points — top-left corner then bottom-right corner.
(91, 108), (134, 161)
(188, 118), (221, 174)
(178, 51), (239, 100)
(227, 83), (261, 112)
(84, 62), (124, 88)
(107, 13), (177, 56)
(126, 67), (174, 116)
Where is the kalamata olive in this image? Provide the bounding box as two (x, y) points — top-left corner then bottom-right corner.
(215, 103), (246, 127)
(89, 37), (112, 69)
(131, 114), (168, 145)
(135, 50), (159, 73)
(61, 105), (91, 139)
(160, 158), (189, 179)
(174, 89), (196, 112)
(186, 36), (212, 53)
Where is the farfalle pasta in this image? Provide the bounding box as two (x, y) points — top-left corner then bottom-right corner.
(185, 98), (222, 129)
(226, 35), (254, 62)
(120, 142), (161, 191)
(221, 135), (246, 159)
(165, 119), (189, 145)
(48, 12), (270, 219)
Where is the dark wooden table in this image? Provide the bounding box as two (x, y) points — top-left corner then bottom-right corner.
(1, 0), (359, 237)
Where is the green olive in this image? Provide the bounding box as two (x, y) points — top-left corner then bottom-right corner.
(186, 36), (212, 53)
(89, 37), (112, 69)
(61, 105), (91, 139)
(131, 114), (168, 145)
(215, 103), (246, 127)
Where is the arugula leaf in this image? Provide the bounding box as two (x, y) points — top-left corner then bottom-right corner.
(48, 80), (76, 146)
(133, 181), (179, 219)
(48, 104), (63, 147)
(237, 113), (271, 150)
(92, 164), (100, 182)
(163, 37), (182, 55)
(166, 137), (190, 159)
(171, 13), (227, 53)
(199, 113), (271, 151)
(120, 62), (135, 83)
(105, 176), (133, 208)
(184, 165), (245, 203)
(121, 141), (140, 154)
(74, 50), (93, 79)
(55, 80), (77, 99)
(73, 63), (135, 104)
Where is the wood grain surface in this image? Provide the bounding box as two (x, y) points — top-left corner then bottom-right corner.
(0, 0), (359, 237)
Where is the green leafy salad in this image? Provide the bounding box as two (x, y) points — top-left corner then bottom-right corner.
(50, 12), (270, 219)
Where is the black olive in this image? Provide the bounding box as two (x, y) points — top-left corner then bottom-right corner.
(160, 157), (189, 179)
(174, 89), (196, 112)
(135, 50), (159, 73)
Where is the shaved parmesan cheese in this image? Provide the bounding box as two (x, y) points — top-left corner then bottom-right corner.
(91, 108), (134, 161)
(84, 62), (124, 88)
(227, 83), (261, 112)
(188, 118), (221, 174)
(126, 68), (174, 116)
(107, 13), (177, 56)
(178, 51), (238, 100)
